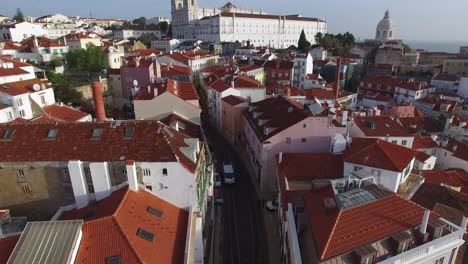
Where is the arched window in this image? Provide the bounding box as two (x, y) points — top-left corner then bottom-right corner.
(178, 3), (182, 9)
(389, 31), (393, 38)
(383, 31), (387, 38)
(191, 0), (195, 6)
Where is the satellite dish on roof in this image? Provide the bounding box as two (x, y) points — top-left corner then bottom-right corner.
(133, 80), (139, 87)
(32, 84), (41, 91)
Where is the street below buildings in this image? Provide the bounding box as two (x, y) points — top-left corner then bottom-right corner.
(204, 122), (269, 264)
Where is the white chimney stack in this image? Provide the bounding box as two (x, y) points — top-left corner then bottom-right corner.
(90, 162), (112, 201)
(419, 209), (431, 234)
(68, 160), (90, 209)
(126, 160), (138, 191)
(278, 152), (283, 164)
(341, 110), (348, 127)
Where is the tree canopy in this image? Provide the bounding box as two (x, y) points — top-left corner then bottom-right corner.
(314, 32), (356, 50)
(46, 70), (85, 107)
(13, 8), (25, 22)
(138, 33), (158, 48)
(65, 43), (107, 72)
(132, 17), (146, 26)
(297, 30), (311, 53)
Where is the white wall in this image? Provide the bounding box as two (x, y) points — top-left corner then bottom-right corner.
(344, 162), (408, 193)
(458, 77), (468, 99)
(414, 156), (437, 170)
(139, 161), (196, 210)
(237, 88), (266, 103)
(0, 106), (14, 123)
(0, 22), (47, 42)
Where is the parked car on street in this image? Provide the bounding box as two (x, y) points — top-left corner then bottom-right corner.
(223, 163), (235, 184)
(215, 173), (222, 187)
(214, 187), (224, 204)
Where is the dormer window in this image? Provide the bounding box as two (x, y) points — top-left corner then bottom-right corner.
(47, 128), (58, 139)
(2, 129), (15, 140)
(91, 128), (102, 139)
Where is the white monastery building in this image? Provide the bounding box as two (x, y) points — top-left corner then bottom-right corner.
(171, 1), (327, 48)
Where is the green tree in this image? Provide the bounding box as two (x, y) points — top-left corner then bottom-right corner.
(65, 43), (106, 72)
(13, 8), (25, 22)
(122, 21), (132, 28)
(402, 43), (412, 53)
(314, 32), (323, 45)
(298, 30), (311, 53)
(132, 17), (146, 26)
(158, 21), (169, 33)
(138, 33), (158, 48)
(50, 58), (64, 68)
(341, 32), (356, 48)
(46, 70), (85, 106)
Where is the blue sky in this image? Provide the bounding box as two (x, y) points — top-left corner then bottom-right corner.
(1, 0), (468, 42)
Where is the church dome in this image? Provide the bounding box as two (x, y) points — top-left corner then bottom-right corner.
(375, 10), (395, 42)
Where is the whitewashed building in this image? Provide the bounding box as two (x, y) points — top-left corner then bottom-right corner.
(292, 53), (313, 89)
(0, 22), (47, 42)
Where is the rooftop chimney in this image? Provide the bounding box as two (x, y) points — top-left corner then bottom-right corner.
(278, 152), (283, 164)
(33, 36), (39, 48)
(90, 162), (112, 201)
(92, 82), (106, 121)
(335, 57), (342, 99)
(419, 209), (430, 235)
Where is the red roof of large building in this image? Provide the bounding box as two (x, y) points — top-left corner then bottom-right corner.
(209, 79), (231, 93)
(278, 153), (343, 180)
(159, 113), (201, 139)
(344, 138), (416, 171)
(0, 235), (20, 264)
(398, 117), (442, 134)
(0, 121), (198, 172)
(20, 36), (66, 50)
(303, 88), (336, 100)
(442, 138), (468, 162)
(160, 64), (191, 76)
(42, 104), (89, 122)
(433, 73), (459, 82)
(61, 187), (188, 264)
(305, 185), (436, 260)
(133, 49), (162, 56)
(0, 56), (32, 77)
(0, 78), (51, 96)
(418, 169), (468, 189)
(353, 116), (412, 137)
(134, 79), (199, 102)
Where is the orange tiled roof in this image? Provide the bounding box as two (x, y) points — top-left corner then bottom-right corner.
(0, 79), (51, 96)
(161, 64), (191, 76)
(433, 73), (459, 82)
(222, 95), (246, 106)
(43, 104), (89, 122)
(354, 116), (412, 137)
(20, 36), (66, 49)
(234, 75), (263, 88)
(398, 117), (442, 134)
(442, 138), (468, 162)
(305, 187), (436, 260)
(61, 187), (188, 264)
(1, 41), (21, 51)
(0, 121), (197, 172)
(134, 49), (162, 56)
(209, 79), (231, 93)
(134, 79), (199, 102)
(344, 138), (416, 171)
(419, 169), (468, 188)
(160, 113), (201, 139)
(278, 153), (343, 180)
(412, 134), (438, 149)
(303, 88), (336, 100)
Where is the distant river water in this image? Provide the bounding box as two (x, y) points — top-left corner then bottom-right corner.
(406, 40), (468, 53)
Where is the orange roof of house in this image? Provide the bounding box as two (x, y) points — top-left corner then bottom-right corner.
(354, 116), (412, 137)
(1, 41), (21, 51)
(135, 79), (199, 102)
(43, 104), (89, 122)
(222, 95), (246, 106)
(209, 79), (231, 93)
(419, 169), (468, 188)
(161, 64), (191, 76)
(303, 88), (336, 100)
(20, 36), (66, 49)
(0, 79), (51, 96)
(0, 235), (20, 264)
(442, 138), (468, 162)
(0, 56), (32, 67)
(412, 134), (438, 149)
(278, 153), (343, 180)
(344, 138), (417, 171)
(134, 49), (162, 56)
(415, 150), (431, 162)
(305, 186), (436, 260)
(433, 73), (459, 82)
(61, 187), (188, 264)
(398, 117), (442, 134)
(234, 75), (263, 88)
(239, 64), (263, 72)
(159, 113), (201, 139)
(0, 121), (197, 172)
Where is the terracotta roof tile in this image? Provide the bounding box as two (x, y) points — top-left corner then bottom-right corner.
(278, 153), (343, 180)
(411, 183), (468, 213)
(239, 64), (263, 72)
(160, 113), (201, 139)
(161, 64), (191, 76)
(43, 104), (89, 122)
(0, 121), (196, 172)
(244, 96), (310, 142)
(399, 117), (442, 134)
(20, 36), (66, 49)
(222, 95), (246, 106)
(134, 49), (162, 56)
(442, 139), (468, 161)
(344, 138), (416, 171)
(0, 235), (20, 264)
(135, 79), (199, 102)
(354, 116), (412, 137)
(415, 150), (431, 162)
(418, 169), (468, 188)
(209, 79), (231, 93)
(433, 73), (459, 82)
(303, 88), (336, 100)
(234, 75), (263, 88)
(305, 187), (436, 260)
(61, 187), (188, 264)
(0, 79), (51, 96)
(412, 134), (438, 149)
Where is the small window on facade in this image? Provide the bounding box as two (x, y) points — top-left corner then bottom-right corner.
(301, 138), (307, 143)
(286, 137), (291, 144)
(431, 149), (437, 155)
(354, 166), (362, 172)
(303, 124), (307, 128)
(143, 169), (151, 176)
(401, 140), (407, 146)
(19, 110), (25, 117)
(91, 128), (102, 138)
(124, 127), (135, 138)
(2, 129), (15, 139)
(61, 168), (69, 177)
(162, 168), (168, 175)
(47, 128), (58, 138)
(391, 140), (397, 144)
(137, 228), (155, 242)
(435, 257), (444, 264)
(122, 168), (127, 176)
(146, 185), (152, 191)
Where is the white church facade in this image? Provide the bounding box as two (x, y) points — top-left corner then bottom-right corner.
(171, 0), (327, 48)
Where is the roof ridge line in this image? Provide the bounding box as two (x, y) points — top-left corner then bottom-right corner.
(111, 215), (143, 263)
(376, 140), (400, 171)
(321, 209), (343, 260)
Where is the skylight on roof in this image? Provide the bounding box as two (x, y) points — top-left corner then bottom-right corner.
(106, 256), (121, 264)
(147, 206), (164, 218)
(124, 127), (135, 138)
(47, 128), (58, 138)
(91, 127), (102, 138)
(2, 129), (15, 139)
(137, 228), (155, 242)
